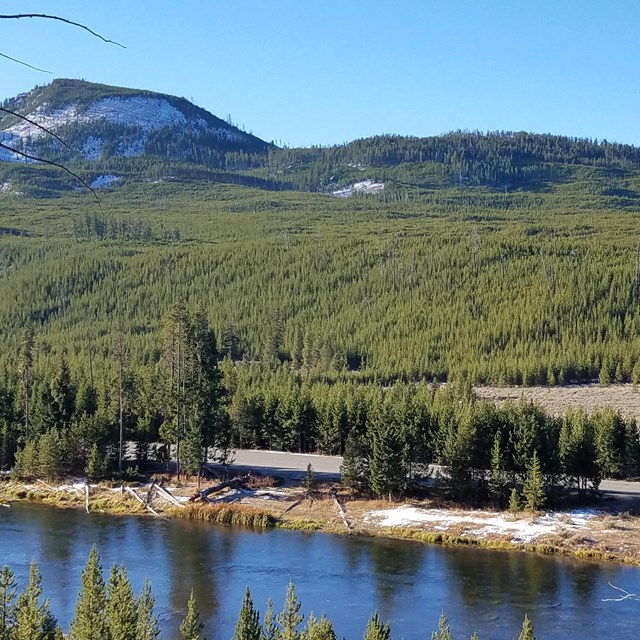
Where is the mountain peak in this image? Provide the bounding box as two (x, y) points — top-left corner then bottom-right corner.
(0, 79), (269, 164)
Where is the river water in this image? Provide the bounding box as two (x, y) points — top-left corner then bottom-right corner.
(1, 503), (638, 639)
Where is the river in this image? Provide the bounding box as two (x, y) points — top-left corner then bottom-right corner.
(0, 503), (638, 639)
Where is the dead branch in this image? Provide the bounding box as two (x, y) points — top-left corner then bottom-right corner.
(602, 582), (640, 602)
(0, 14), (125, 48)
(0, 51), (50, 73)
(0, 141), (102, 210)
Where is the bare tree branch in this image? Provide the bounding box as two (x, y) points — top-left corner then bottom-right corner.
(0, 141), (102, 211)
(0, 107), (69, 147)
(0, 14), (126, 48)
(602, 582), (640, 602)
(0, 51), (51, 73)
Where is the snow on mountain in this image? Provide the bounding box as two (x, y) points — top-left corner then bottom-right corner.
(0, 81), (266, 164)
(332, 179), (385, 198)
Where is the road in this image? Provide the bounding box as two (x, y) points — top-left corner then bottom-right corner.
(209, 449), (640, 504)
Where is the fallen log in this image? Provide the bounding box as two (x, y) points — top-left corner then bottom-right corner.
(199, 474), (250, 500)
(331, 492), (351, 533)
(156, 484), (184, 508)
(36, 479), (56, 492)
(124, 486), (161, 517)
(282, 496), (305, 514)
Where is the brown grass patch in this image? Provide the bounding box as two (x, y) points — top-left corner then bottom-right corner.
(170, 503), (275, 528)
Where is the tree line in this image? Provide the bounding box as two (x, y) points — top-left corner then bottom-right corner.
(0, 549), (537, 640)
(1, 316), (639, 506)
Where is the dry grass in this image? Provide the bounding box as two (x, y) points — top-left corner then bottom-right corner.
(170, 503), (275, 528)
(477, 382), (640, 420)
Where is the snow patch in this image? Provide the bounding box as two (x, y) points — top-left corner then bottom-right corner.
(90, 175), (120, 189)
(332, 179), (385, 198)
(365, 506), (601, 544)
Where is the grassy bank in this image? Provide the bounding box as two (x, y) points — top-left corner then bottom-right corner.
(2, 478), (639, 567)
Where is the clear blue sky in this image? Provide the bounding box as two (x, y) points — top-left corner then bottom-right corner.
(1, 0), (639, 147)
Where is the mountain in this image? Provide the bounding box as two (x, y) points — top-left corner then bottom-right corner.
(2, 79), (640, 202)
(0, 78), (270, 167)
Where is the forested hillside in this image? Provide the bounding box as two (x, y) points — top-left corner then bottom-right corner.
(3, 80), (640, 492)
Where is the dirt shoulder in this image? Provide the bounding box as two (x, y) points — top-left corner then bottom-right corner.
(3, 476), (640, 567)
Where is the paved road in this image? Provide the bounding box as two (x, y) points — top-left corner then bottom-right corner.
(210, 449), (640, 504)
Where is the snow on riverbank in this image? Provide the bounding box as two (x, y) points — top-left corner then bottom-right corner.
(365, 505), (601, 543)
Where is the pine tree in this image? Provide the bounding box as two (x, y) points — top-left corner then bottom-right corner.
(304, 464), (314, 492)
(277, 581), (303, 640)
(261, 597), (278, 640)
(522, 451), (545, 512)
(69, 547), (108, 640)
(180, 590), (204, 640)
(430, 612), (452, 640)
(362, 611), (390, 640)
(85, 443), (110, 481)
(136, 577), (160, 640)
(488, 431), (505, 508)
(517, 615), (536, 640)
(340, 429), (370, 494)
(18, 327), (34, 440)
(303, 613), (336, 640)
(369, 417), (406, 499)
(233, 587), (261, 640)
(0, 565), (17, 640)
(508, 487), (521, 513)
(106, 565), (138, 640)
(14, 561), (57, 640)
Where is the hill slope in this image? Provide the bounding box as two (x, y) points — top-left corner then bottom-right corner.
(0, 78), (270, 166)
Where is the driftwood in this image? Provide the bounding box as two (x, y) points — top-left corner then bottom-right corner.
(282, 496), (305, 514)
(1, 503), (9, 508)
(197, 474), (250, 502)
(124, 486), (161, 517)
(156, 484), (184, 508)
(331, 492), (351, 533)
(36, 479), (56, 491)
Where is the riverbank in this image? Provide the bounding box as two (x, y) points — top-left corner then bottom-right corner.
(2, 476), (640, 567)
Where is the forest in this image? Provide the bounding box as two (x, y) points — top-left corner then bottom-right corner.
(2, 131), (640, 501)
(0, 549), (536, 640)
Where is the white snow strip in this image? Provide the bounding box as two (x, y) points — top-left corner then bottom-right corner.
(332, 179), (385, 198)
(365, 506), (601, 544)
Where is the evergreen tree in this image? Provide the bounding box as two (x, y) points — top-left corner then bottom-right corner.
(340, 429), (370, 494)
(261, 597), (278, 640)
(69, 547), (108, 640)
(488, 431), (506, 508)
(522, 452), (545, 512)
(233, 587), (261, 640)
(18, 327), (34, 440)
(430, 612), (452, 640)
(180, 590), (204, 640)
(303, 613), (336, 640)
(277, 581), (303, 640)
(136, 577), (160, 640)
(0, 565), (17, 640)
(85, 443), (110, 481)
(106, 565), (138, 640)
(369, 419), (406, 499)
(508, 487), (520, 513)
(517, 615), (536, 640)
(14, 561), (57, 640)
(362, 612), (391, 640)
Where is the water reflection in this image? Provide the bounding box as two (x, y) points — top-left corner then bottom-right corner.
(2, 504), (640, 640)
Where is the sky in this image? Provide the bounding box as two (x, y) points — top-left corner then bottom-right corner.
(1, 1), (639, 147)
